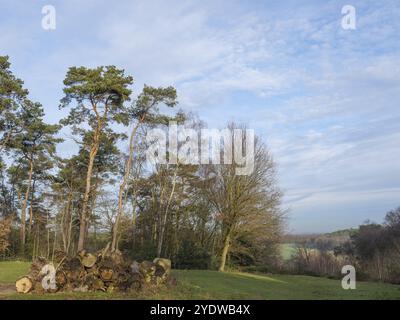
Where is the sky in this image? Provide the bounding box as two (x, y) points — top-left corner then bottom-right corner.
(1, 0), (399, 233)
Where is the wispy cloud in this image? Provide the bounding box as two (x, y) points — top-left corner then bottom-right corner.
(1, 0), (399, 232)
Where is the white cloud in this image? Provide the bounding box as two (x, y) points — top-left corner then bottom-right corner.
(1, 0), (399, 232)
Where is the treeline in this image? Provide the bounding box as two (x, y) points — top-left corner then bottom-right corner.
(283, 230), (353, 252)
(283, 207), (400, 284)
(334, 207), (400, 283)
(0, 55), (284, 271)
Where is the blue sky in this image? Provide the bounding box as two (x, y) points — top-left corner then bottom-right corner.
(1, 0), (399, 233)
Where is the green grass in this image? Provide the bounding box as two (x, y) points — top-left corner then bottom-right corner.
(175, 270), (400, 299)
(1, 261), (400, 300)
(0, 261), (30, 284)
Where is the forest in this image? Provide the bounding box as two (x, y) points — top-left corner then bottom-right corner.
(0, 55), (284, 272)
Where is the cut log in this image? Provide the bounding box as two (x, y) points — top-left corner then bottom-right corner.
(153, 258), (171, 279)
(81, 253), (97, 268)
(16, 276), (33, 293)
(99, 266), (114, 282)
(98, 256), (116, 282)
(139, 261), (156, 283)
(15, 247), (172, 294)
(62, 257), (84, 282)
(116, 268), (134, 291)
(34, 280), (45, 294)
(77, 249), (86, 258)
(55, 270), (67, 288)
(86, 267), (100, 278)
(92, 278), (106, 291)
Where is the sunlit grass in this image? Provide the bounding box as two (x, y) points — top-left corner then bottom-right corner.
(1, 261), (400, 300)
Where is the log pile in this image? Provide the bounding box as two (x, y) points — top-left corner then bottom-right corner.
(15, 248), (172, 294)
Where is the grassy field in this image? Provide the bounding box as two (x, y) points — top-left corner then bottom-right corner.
(280, 243), (297, 260)
(0, 261), (31, 284)
(1, 261), (400, 299)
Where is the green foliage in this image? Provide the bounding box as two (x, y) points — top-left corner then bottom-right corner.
(8, 101), (62, 160)
(0, 55), (28, 113)
(60, 65), (134, 130)
(132, 85), (181, 124)
(174, 239), (212, 269)
(0, 217), (11, 254)
(0, 55), (28, 150)
(6, 101), (62, 200)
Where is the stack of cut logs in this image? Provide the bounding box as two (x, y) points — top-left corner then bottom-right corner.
(15, 247), (172, 294)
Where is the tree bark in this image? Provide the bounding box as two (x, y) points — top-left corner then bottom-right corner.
(28, 180), (36, 236)
(78, 100), (109, 252)
(218, 233), (230, 272)
(77, 130), (100, 251)
(157, 166), (178, 257)
(20, 158), (33, 254)
(112, 122), (140, 251)
(131, 197), (137, 250)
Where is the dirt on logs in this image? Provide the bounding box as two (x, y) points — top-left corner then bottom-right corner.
(15, 247), (173, 294)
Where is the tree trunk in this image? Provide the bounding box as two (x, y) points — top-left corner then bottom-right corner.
(131, 198), (137, 250)
(20, 158), (33, 254)
(218, 233), (230, 272)
(67, 192), (74, 254)
(28, 205), (33, 236)
(112, 122), (140, 251)
(16, 276), (34, 293)
(28, 180), (36, 236)
(60, 199), (67, 253)
(157, 166), (178, 257)
(77, 132), (100, 251)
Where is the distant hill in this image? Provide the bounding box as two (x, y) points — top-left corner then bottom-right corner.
(280, 228), (358, 260)
(324, 228), (358, 238)
(283, 228), (358, 243)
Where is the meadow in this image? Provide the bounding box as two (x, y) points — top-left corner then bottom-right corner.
(1, 261), (400, 300)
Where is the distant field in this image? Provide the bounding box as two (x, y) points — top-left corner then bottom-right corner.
(280, 243), (297, 260)
(280, 243), (331, 260)
(1, 261), (400, 300)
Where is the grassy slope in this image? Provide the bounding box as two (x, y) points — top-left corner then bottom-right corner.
(1, 261), (400, 300)
(176, 270), (400, 300)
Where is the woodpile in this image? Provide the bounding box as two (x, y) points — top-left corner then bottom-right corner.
(16, 248), (172, 294)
